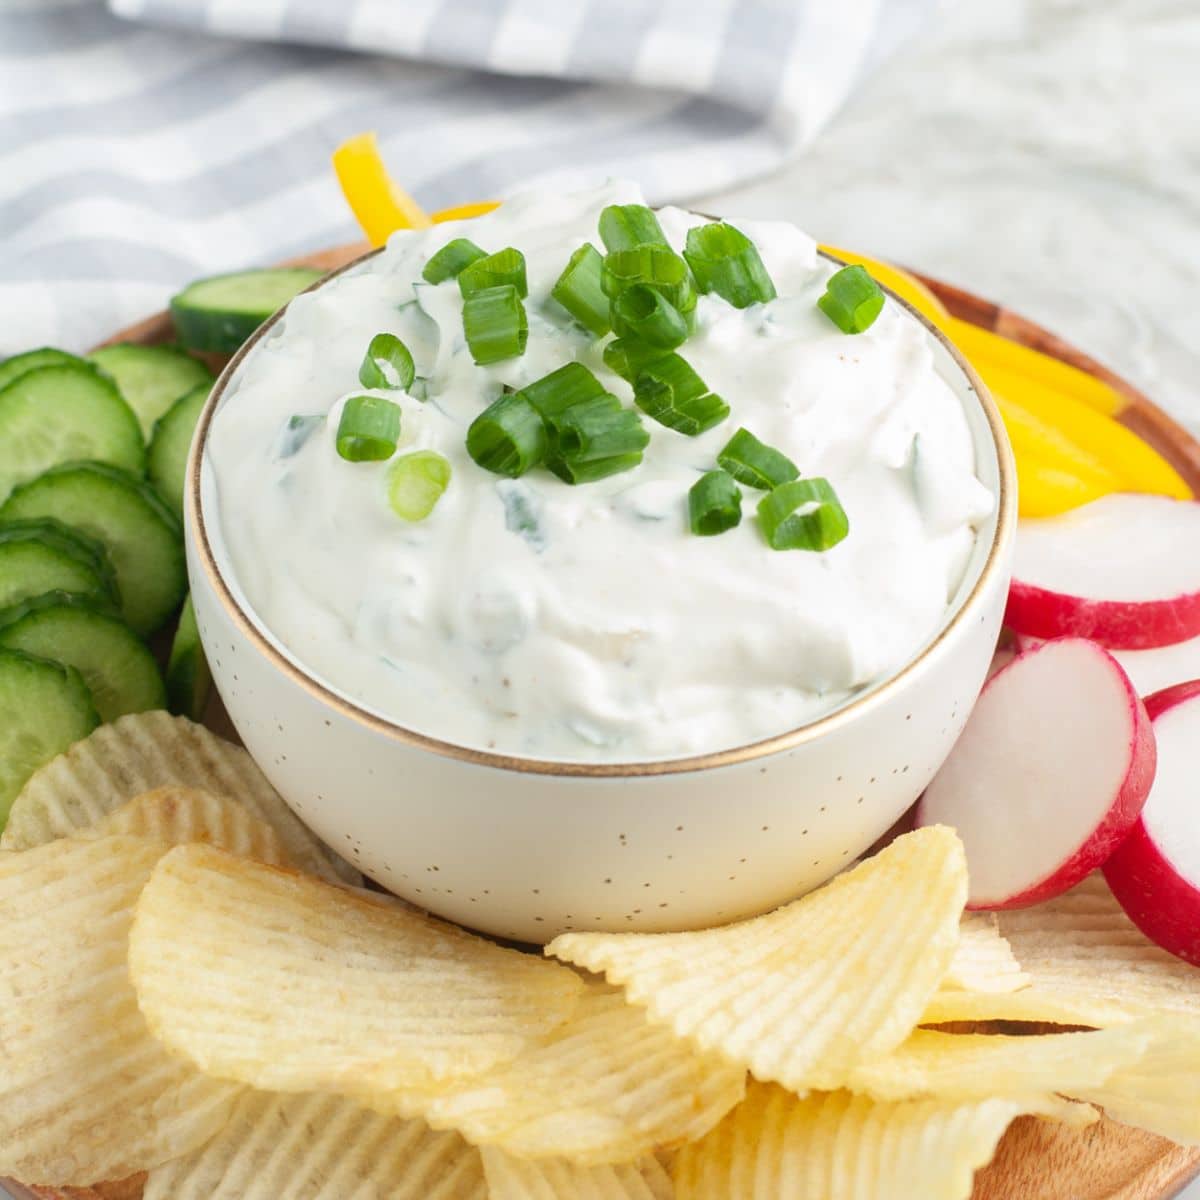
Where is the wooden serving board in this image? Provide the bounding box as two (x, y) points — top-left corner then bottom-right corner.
(7, 248), (1200, 1200)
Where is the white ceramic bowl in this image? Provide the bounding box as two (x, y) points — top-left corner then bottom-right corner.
(186, 255), (1016, 943)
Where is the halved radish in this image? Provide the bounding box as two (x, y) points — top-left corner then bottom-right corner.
(1008, 494), (1200, 649)
(915, 638), (1156, 909)
(1103, 681), (1200, 964)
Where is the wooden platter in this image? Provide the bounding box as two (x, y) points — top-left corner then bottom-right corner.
(6, 247), (1199, 1200)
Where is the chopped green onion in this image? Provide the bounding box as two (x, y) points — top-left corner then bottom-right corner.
(466, 391), (547, 477)
(520, 362), (607, 425)
(611, 285), (689, 350)
(547, 452), (644, 485)
(387, 450), (452, 521)
(689, 470), (743, 536)
(598, 204), (669, 252)
(818, 265), (885, 334)
(551, 394), (649, 463)
(600, 245), (696, 314)
(459, 247), (528, 299)
(422, 238), (486, 284)
(757, 478), (850, 551)
(462, 284), (528, 364)
(602, 337), (668, 383)
(335, 395), (400, 462)
(358, 332), (415, 391)
(684, 222), (776, 308)
(717, 427), (799, 490)
(550, 244), (611, 336)
(633, 353), (730, 436)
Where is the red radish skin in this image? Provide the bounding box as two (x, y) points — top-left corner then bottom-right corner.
(915, 638), (1156, 910)
(1008, 495), (1200, 650)
(1103, 681), (1200, 965)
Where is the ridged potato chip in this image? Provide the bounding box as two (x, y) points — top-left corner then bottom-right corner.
(382, 982), (745, 1165)
(129, 844), (584, 1093)
(75, 787), (291, 865)
(672, 1082), (1096, 1200)
(939, 913), (1029, 993)
(143, 1090), (486, 1200)
(548, 827), (967, 1092)
(482, 1147), (673, 1200)
(924, 874), (1200, 1027)
(0, 835), (241, 1186)
(844, 1025), (1153, 1102)
(1, 711), (353, 882)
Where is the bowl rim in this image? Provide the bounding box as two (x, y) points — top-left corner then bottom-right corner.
(187, 241), (1017, 779)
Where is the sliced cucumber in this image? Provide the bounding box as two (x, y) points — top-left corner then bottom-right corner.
(0, 463), (185, 636)
(148, 384), (208, 518)
(0, 363), (145, 503)
(166, 595), (211, 720)
(0, 348), (86, 393)
(0, 646), (98, 827)
(170, 268), (325, 354)
(0, 592), (165, 722)
(0, 520), (120, 612)
(88, 343), (213, 439)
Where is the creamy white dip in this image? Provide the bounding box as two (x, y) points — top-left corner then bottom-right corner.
(208, 181), (994, 762)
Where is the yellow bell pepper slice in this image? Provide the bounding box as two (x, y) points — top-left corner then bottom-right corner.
(432, 201), (500, 223)
(1015, 448), (1122, 518)
(332, 133), (431, 245)
(819, 244), (950, 330)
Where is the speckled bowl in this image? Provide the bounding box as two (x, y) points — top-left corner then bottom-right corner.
(185, 255), (1016, 943)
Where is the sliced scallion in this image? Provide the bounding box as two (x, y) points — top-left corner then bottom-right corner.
(466, 391), (547, 477)
(387, 450), (452, 521)
(757, 478), (849, 551)
(689, 469), (743, 536)
(550, 243), (611, 336)
(422, 238), (486, 284)
(684, 221), (776, 308)
(459, 247), (528, 299)
(600, 245), (696, 315)
(358, 332), (415, 391)
(552, 394), (649, 463)
(602, 337), (668, 383)
(335, 395), (400, 462)
(598, 204), (669, 253)
(462, 284), (528, 364)
(818, 265), (885, 334)
(520, 362), (606, 425)
(611, 285), (689, 350)
(547, 451), (645, 485)
(717, 427), (799, 490)
(633, 353), (730, 436)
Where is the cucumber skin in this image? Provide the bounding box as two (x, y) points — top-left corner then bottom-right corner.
(0, 518), (120, 606)
(170, 268), (324, 353)
(167, 595), (211, 720)
(0, 348), (84, 392)
(148, 384), (208, 519)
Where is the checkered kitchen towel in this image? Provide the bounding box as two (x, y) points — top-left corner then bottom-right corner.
(0, 0), (936, 352)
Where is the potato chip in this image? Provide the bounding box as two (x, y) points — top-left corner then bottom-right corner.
(0, 711), (353, 883)
(380, 981), (745, 1166)
(482, 1147), (673, 1200)
(548, 827), (967, 1092)
(0, 835), (241, 1186)
(923, 874), (1200, 1027)
(844, 1025), (1153, 1102)
(939, 913), (1029, 993)
(75, 787), (291, 865)
(129, 844), (584, 1094)
(27, 1178), (145, 1200)
(142, 1090), (486, 1200)
(672, 1082), (1095, 1200)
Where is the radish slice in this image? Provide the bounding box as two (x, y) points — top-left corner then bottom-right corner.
(1019, 628), (1200, 699)
(916, 638), (1156, 909)
(1104, 681), (1200, 964)
(1008, 494), (1200, 649)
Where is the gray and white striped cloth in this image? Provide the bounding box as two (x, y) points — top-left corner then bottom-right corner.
(1, 0), (936, 353)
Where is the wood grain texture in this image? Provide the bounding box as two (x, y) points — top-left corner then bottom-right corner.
(8, 251), (1199, 1200)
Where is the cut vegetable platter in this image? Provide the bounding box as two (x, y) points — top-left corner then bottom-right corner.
(4, 243), (1200, 1200)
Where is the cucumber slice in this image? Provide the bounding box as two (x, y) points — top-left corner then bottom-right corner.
(0, 348), (85, 392)
(148, 384), (208, 518)
(0, 647), (98, 827)
(0, 592), (165, 722)
(166, 595), (211, 720)
(88, 343), (213, 439)
(0, 463), (185, 636)
(170, 268), (325, 354)
(0, 520), (120, 612)
(0, 363), (145, 503)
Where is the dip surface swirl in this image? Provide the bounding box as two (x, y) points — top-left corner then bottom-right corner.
(207, 181), (994, 762)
